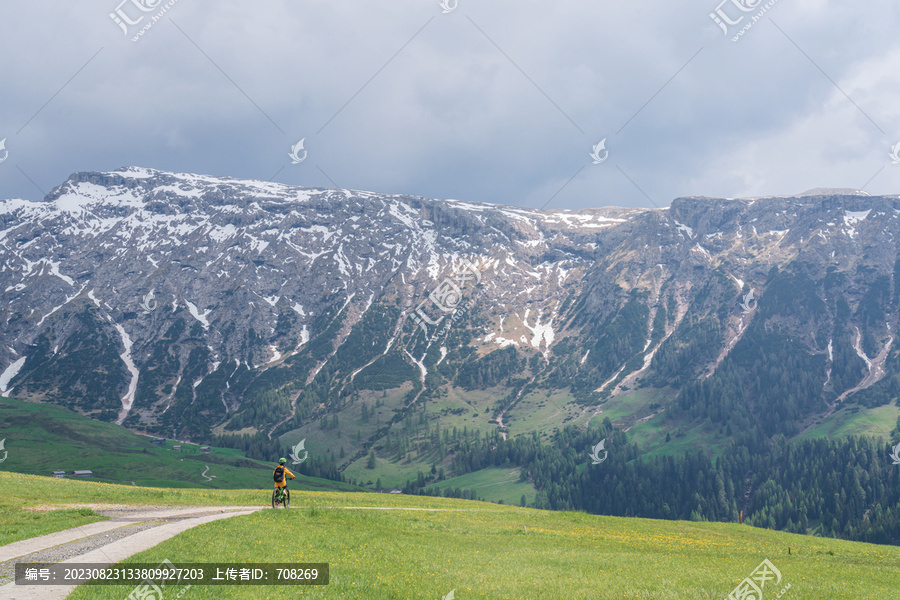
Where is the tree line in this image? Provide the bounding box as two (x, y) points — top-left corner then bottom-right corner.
(405, 418), (900, 545)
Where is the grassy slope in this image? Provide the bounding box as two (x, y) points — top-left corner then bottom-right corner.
(427, 466), (536, 505)
(0, 397), (359, 492)
(503, 387), (585, 437)
(626, 411), (732, 459)
(1, 474), (891, 600)
(797, 402), (900, 441)
(284, 384), (509, 490)
(592, 386), (670, 425)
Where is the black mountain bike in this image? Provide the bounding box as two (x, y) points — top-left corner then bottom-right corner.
(272, 487), (290, 509)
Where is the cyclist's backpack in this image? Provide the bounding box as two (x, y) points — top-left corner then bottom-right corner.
(274, 466), (285, 483)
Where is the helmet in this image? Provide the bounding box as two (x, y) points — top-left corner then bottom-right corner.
(279, 458), (287, 464)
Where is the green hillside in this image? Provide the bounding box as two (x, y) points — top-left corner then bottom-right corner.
(0, 473), (896, 599)
(797, 402), (900, 441)
(0, 396), (359, 492)
(425, 466), (537, 505)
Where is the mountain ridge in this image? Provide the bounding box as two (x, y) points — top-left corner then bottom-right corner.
(1, 167), (898, 467)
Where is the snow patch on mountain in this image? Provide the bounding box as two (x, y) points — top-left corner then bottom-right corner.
(0, 357), (26, 393)
(38, 284), (87, 326)
(844, 210), (871, 225)
(673, 220), (694, 239)
(404, 349), (428, 382)
(114, 324), (139, 424)
(208, 224), (238, 243)
(185, 300), (211, 329)
(522, 309), (554, 350)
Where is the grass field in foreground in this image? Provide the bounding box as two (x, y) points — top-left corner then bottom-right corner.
(0, 504), (105, 546)
(0, 471), (462, 544)
(66, 503), (900, 600)
(3, 474), (896, 599)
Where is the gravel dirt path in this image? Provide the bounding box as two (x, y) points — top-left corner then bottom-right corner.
(0, 506), (260, 600)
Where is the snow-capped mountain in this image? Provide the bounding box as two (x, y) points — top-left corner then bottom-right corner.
(1, 168), (898, 450)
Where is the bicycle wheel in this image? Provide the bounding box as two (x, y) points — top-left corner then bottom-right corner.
(272, 489), (279, 509)
(283, 488), (290, 508)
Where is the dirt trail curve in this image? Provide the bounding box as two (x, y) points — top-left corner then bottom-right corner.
(0, 505), (260, 600)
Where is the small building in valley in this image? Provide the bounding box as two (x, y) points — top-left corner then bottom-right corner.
(52, 471), (65, 478)
(200, 446), (210, 452)
(72, 470), (93, 478)
(173, 445), (181, 451)
(150, 438), (164, 445)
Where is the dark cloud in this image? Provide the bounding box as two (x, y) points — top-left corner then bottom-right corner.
(1, 0), (898, 208)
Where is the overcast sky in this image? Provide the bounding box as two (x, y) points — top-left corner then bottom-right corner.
(1, 1), (899, 210)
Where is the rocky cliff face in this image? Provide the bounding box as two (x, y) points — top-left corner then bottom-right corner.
(1, 168), (897, 451)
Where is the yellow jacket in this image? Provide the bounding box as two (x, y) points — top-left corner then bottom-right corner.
(273, 465), (295, 488)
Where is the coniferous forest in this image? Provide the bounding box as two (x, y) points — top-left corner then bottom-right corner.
(409, 418), (900, 545)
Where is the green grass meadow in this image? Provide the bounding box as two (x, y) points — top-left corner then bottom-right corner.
(1, 472), (897, 599)
(3, 394), (900, 599)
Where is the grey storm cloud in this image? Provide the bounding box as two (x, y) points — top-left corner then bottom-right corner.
(1, 0), (899, 209)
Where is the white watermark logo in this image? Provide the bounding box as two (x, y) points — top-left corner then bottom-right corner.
(110, 0), (162, 35)
(289, 139), (308, 164)
(140, 289), (158, 313)
(890, 442), (900, 465)
(589, 439), (608, 464)
(0, 439), (7, 463)
(726, 559), (790, 600)
(710, 0), (781, 42)
(0, 138), (8, 164)
(710, 0), (760, 34)
(741, 290), (756, 315)
(590, 139), (609, 164)
(740, 289), (757, 314)
(439, 0), (458, 14)
(411, 261), (483, 340)
(290, 438), (308, 465)
(442, 590), (455, 600)
(890, 142), (900, 165)
(125, 558), (191, 600)
(109, 0), (181, 42)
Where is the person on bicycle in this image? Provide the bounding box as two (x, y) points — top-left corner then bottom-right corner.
(273, 458), (295, 494)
